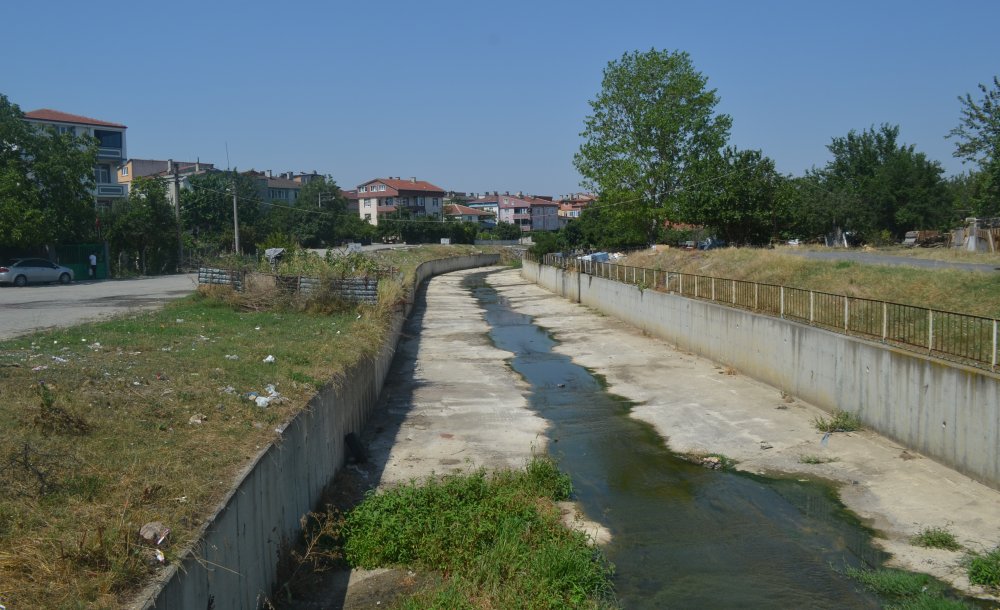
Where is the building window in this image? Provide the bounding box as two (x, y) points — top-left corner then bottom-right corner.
(364, 213), (372, 221)
(94, 130), (122, 149)
(432, 198), (439, 207)
(364, 200), (372, 207)
(94, 164), (111, 184)
(121, 166), (128, 177)
(379, 184), (386, 191)
(385, 197), (393, 205)
(57, 125), (76, 136)
(359, 186), (366, 193)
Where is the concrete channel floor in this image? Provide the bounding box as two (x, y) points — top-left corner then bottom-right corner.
(303, 266), (1000, 607)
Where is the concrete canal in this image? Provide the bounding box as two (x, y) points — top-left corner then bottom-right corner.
(466, 270), (888, 608)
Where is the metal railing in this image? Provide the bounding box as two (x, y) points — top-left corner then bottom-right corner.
(531, 253), (999, 372)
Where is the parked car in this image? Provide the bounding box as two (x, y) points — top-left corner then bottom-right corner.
(0, 258), (75, 286)
(681, 240), (697, 250)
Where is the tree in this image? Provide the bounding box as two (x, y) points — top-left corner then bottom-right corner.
(574, 49), (732, 242)
(0, 94), (98, 247)
(948, 76), (1000, 216)
(180, 171), (262, 253)
(104, 176), (177, 274)
(811, 124), (950, 241)
(263, 176), (345, 248)
(684, 147), (787, 246)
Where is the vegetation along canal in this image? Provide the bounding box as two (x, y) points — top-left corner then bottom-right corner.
(465, 270), (888, 608)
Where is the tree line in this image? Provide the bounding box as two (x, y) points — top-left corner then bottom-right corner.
(555, 49), (1000, 253)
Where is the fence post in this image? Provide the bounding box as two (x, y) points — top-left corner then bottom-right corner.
(732, 280), (736, 305)
(809, 291), (815, 323)
(754, 283), (758, 310)
(993, 319), (998, 369)
(695, 276), (699, 297)
(653, 269), (657, 289)
(679, 274), (683, 294)
(882, 302), (888, 341)
(844, 298), (849, 331)
(928, 310), (934, 351)
(711, 277), (716, 301)
(780, 286), (785, 318)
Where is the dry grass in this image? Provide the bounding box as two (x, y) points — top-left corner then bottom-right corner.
(0, 245), (481, 609)
(624, 247), (1000, 319)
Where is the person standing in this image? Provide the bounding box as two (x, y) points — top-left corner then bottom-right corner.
(89, 253), (97, 279)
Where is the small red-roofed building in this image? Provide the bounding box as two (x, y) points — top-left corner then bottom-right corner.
(444, 204), (496, 226)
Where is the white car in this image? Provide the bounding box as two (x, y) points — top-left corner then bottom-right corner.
(0, 258), (75, 286)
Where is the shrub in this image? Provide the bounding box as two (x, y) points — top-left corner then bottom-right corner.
(813, 410), (862, 433)
(967, 546), (1000, 587)
(911, 526), (962, 551)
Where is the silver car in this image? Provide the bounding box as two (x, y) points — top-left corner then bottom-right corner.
(0, 258), (75, 286)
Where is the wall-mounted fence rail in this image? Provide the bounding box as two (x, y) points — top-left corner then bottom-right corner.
(533, 253), (999, 372)
(198, 268), (384, 304)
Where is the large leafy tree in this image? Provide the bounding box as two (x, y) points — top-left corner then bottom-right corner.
(684, 147), (787, 246)
(105, 176), (177, 274)
(180, 171), (262, 253)
(810, 124), (950, 241)
(263, 176), (345, 247)
(0, 94), (98, 247)
(574, 49), (732, 242)
(948, 76), (1000, 216)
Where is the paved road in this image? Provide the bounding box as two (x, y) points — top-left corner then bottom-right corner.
(0, 274), (197, 340)
(788, 249), (1000, 272)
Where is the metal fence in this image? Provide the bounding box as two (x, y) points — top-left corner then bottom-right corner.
(532, 253), (999, 372)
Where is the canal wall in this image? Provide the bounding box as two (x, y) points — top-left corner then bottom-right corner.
(134, 254), (500, 610)
(522, 261), (1000, 490)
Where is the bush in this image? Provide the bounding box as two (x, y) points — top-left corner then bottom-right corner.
(813, 410), (862, 433)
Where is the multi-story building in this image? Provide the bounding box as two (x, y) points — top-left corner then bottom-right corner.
(23, 108), (127, 211)
(479, 191), (561, 232)
(357, 177), (445, 226)
(558, 192), (596, 221)
(244, 170), (302, 205)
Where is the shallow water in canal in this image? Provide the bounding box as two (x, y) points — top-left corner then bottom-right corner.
(466, 271), (887, 609)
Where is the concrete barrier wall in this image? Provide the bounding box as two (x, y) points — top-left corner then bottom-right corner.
(523, 261), (1000, 490)
(136, 254), (499, 609)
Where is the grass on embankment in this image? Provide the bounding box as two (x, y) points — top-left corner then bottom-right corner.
(340, 457), (616, 609)
(845, 566), (970, 610)
(622, 247), (1000, 319)
(0, 245), (491, 609)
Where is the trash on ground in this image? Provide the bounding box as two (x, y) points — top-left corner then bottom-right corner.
(189, 413), (207, 425)
(52, 356), (68, 363)
(225, 354), (239, 360)
(263, 355), (276, 363)
(139, 521), (170, 546)
(32, 365), (48, 372)
(248, 384), (282, 408)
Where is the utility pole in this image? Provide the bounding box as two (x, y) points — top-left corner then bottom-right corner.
(232, 174), (240, 253)
(171, 161), (183, 267)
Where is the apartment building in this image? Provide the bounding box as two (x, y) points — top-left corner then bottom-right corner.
(23, 108), (127, 211)
(443, 204), (496, 226)
(357, 177), (445, 226)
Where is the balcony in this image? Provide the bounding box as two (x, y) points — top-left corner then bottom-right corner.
(98, 147), (123, 159)
(95, 184), (125, 197)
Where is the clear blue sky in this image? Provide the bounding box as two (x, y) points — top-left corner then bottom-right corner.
(5, 0), (998, 197)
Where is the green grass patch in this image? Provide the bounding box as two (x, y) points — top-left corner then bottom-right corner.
(799, 454), (840, 464)
(845, 566), (967, 609)
(966, 546), (1000, 587)
(342, 458), (616, 608)
(813, 410), (863, 433)
(911, 526), (962, 551)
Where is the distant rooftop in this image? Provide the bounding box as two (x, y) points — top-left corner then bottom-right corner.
(24, 108), (126, 129)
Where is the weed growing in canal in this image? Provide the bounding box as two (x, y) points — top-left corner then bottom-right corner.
(799, 454), (840, 465)
(844, 566), (965, 609)
(911, 526), (962, 551)
(342, 457), (616, 608)
(813, 410), (862, 433)
(966, 546), (1000, 587)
